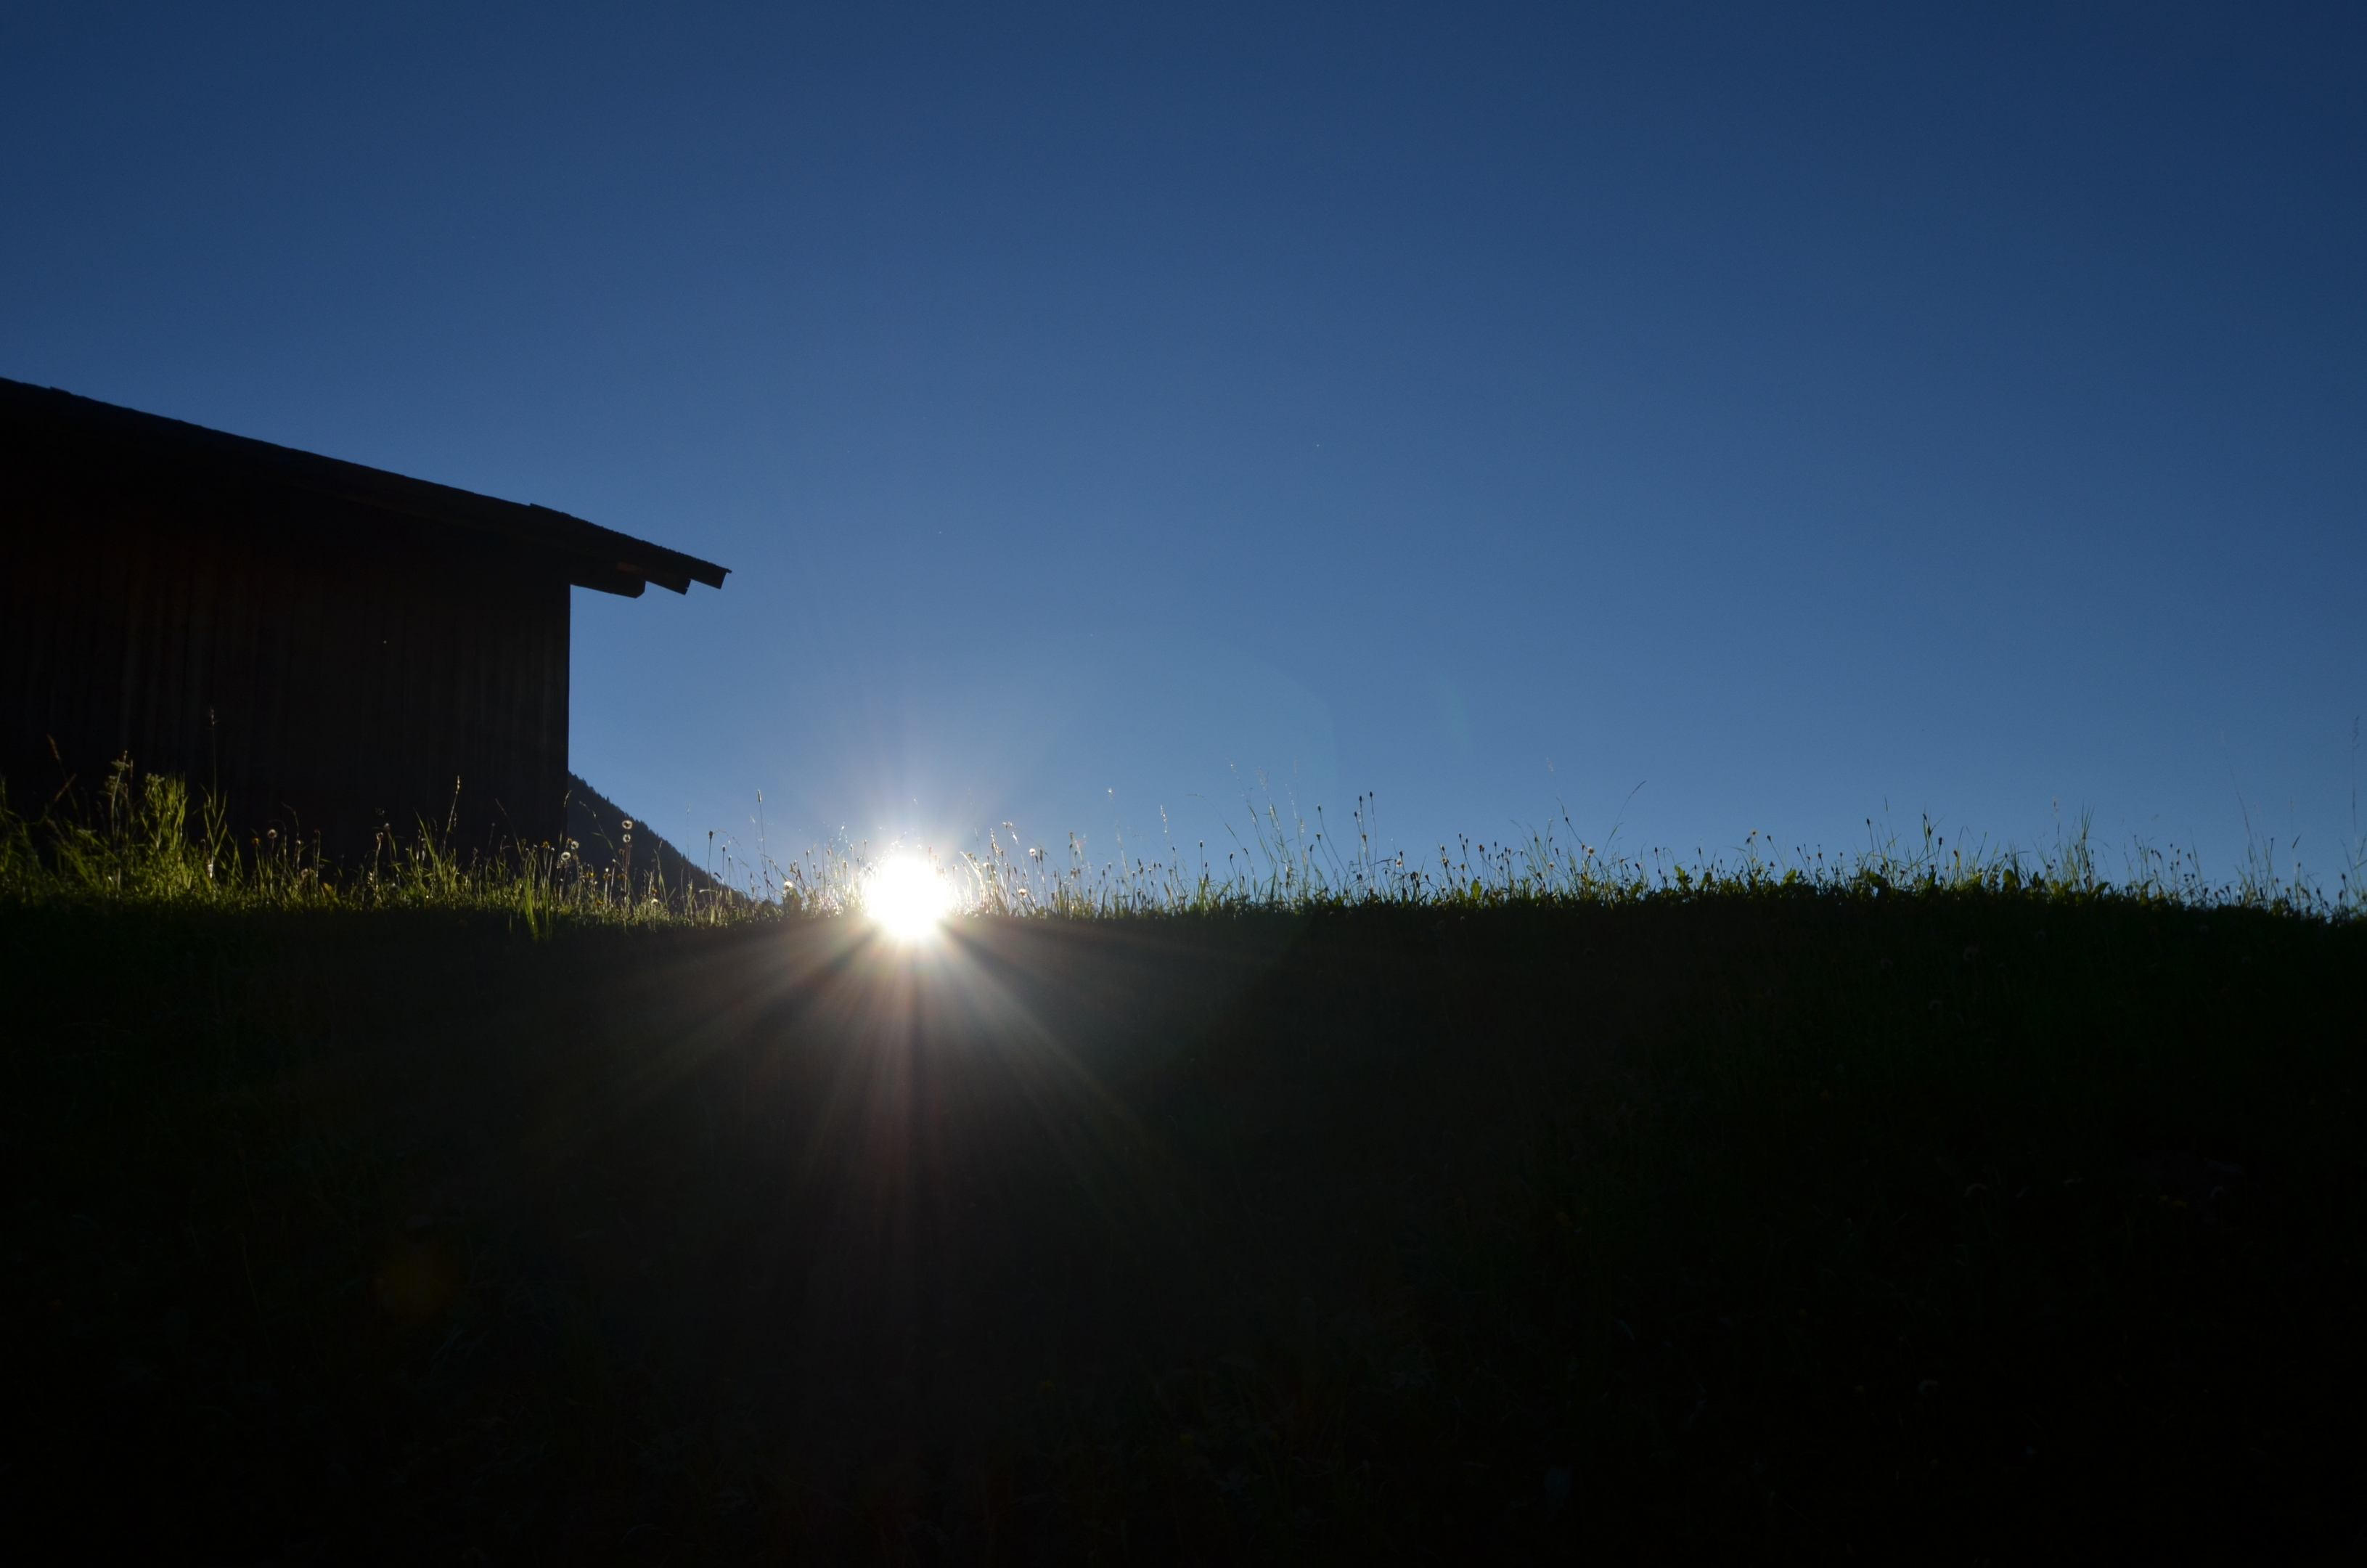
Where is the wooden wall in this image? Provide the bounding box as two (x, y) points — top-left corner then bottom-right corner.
(2, 446), (573, 856)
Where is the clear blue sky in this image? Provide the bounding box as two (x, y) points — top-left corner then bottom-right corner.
(5, 4), (2361, 884)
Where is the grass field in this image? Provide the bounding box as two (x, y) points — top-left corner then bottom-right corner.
(5, 769), (2365, 1561)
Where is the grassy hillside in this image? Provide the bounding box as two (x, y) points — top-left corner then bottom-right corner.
(564, 772), (732, 899)
(7, 867), (2363, 1561)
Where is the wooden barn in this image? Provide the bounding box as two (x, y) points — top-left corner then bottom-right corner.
(0, 377), (727, 854)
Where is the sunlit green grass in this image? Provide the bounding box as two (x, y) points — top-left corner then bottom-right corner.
(9, 759), (2360, 921)
(0, 760), (765, 926)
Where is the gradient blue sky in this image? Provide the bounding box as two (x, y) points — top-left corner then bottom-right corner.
(4, 4), (2361, 883)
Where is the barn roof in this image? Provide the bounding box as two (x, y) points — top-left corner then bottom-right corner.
(0, 376), (729, 599)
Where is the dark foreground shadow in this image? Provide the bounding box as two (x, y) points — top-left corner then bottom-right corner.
(7, 900), (2366, 1561)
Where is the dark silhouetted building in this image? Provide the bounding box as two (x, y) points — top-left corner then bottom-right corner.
(0, 377), (727, 853)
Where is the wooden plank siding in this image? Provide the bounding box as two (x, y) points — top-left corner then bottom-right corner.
(0, 379), (724, 857)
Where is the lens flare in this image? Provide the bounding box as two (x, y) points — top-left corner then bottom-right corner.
(864, 854), (955, 942)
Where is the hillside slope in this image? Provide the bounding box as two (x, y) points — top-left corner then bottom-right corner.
(4, 894), (2362, 1559)
(564, 771), (727, 895)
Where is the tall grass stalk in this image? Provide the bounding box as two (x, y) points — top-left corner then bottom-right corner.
(947, 790), (2358, 920)
(6, 759), (2358, 923)
(0, 759), (758, 928)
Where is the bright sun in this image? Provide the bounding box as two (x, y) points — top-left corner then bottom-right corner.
(865, 854), (955, 942)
